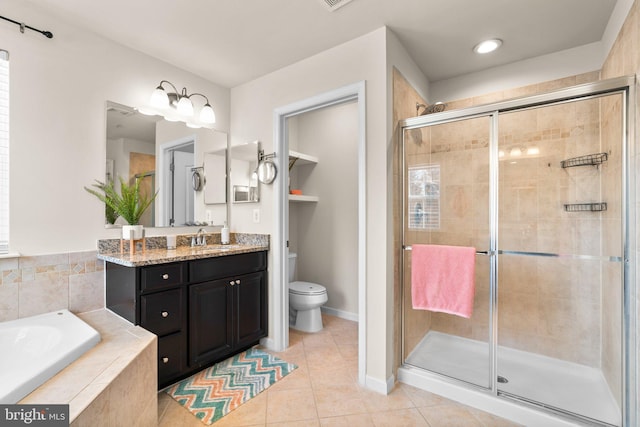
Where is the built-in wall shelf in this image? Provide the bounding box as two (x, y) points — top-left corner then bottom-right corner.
(288, 150), (319, 202)
(289, 194), (319, 203)
(561, 152), (608, 168)
(289, 150), (318, 166)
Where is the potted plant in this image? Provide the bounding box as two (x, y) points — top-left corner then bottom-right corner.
(85, 176), (157, 240)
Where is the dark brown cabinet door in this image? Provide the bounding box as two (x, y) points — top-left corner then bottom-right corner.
(188, 279), (233, 367)
(235, 271), (267, 349)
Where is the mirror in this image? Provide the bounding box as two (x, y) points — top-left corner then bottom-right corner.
(230, 141), (259, 203)
(106, 101), (228, 228)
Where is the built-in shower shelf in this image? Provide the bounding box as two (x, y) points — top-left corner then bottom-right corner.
(561, 152), (608, 168)
(564, 203), (607, 212)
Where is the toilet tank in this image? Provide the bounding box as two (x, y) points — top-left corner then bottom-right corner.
(288, 252), (297, 282)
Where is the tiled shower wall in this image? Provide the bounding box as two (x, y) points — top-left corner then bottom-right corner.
(399, 75), (618, 367)
(0, 251), (104, 322)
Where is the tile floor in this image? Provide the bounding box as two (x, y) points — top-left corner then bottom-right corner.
(158, 314), (520, 426)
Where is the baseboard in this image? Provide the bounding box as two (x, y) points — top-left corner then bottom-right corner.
(321, 306), (358, 322)
(259, 337), (277, 351)
(365, 373), (395, 395)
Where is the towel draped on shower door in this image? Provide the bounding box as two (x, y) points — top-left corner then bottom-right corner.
(410, 244), (476, 318)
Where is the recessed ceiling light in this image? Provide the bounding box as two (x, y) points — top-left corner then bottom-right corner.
(473, 39), (503, 54)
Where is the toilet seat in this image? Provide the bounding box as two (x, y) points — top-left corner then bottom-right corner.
(289, 281), (326, 296)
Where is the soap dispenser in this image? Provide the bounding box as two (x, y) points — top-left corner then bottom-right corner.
(221, 222), (230, 245)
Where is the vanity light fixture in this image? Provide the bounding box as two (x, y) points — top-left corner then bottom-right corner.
(148, 80), (216, 125)
(473, 39), (502, 54)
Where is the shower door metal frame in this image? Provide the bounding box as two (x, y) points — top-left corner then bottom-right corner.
(399, 75), (637, 427)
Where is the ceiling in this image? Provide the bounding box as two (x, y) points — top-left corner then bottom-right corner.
(26, 0), (618, 88)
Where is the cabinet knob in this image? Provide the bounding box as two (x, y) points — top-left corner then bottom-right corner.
(161, 311), (169, 318)
(229, 280), (235, 286)
(162, 274), (169, 280)
(235, 280), (241, 285)
(162, 357), (169, 364)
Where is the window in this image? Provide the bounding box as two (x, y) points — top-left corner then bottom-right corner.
(408, 164), (440, 230)
(0, 50), (8, 254)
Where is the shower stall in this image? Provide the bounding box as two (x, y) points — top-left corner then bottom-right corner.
(398, 76), (636, 426)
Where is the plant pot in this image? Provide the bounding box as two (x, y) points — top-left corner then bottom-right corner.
(122, 225), (144, 240)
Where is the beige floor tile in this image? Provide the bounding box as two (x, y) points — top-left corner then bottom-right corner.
(157, 315), (521, 427)
(214, 391), (267, 426)
(336, 343), (358, 360)
(305, 347), (347, 369)
(313, 384), (369, 418)
(266, 388), (318, 423)
(268, 363), (312, 391)
(308, 364), (356, 388)
(303, 331), (339, 348)
(157, 392), (173, 421)
(320, 413), (375, 426)
(158, 397), (205, 427)
(360, 386), (415, 413)
(267, 420), (320, 426)
(371, 408), (430, 426)
(418, 404), (484, 427)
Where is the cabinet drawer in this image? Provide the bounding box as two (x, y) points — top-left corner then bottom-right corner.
(158, 332), (184, 385)
(189, 251), (267, 283)
(141, 288), (183, 336)
(140, 263), (185, 292)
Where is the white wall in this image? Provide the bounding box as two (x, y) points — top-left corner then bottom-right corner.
(2, 0), (230, 255)
(429, 42), (603, 102)
(230, 27), (390, 387)
(290, 101), (359, 317)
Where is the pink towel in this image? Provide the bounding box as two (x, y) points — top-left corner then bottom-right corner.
(411, 244), (476, 318)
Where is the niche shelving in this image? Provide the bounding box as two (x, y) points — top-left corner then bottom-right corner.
(288, 150), (319, 203)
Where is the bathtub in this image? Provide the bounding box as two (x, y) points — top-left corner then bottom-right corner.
(0, 309), (101, 403)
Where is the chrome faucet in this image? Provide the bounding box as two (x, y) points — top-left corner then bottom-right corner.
(193, 228), (207, 247)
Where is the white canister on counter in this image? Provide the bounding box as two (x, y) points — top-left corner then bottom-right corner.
(221, 222), (230, 245)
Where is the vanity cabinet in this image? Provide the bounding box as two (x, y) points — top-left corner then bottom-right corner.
(189, 271), (266, 368)
(105, 250), (268, 389)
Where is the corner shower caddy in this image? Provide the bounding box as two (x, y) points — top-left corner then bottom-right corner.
(561, 152), (608, 212)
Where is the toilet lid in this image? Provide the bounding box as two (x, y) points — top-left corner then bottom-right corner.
(289, 281), (326, 295)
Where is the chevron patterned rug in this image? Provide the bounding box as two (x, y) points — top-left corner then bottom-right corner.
(165, 348), (297, 424)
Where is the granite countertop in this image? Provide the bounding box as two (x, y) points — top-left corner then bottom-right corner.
(97, 243), (269, 267)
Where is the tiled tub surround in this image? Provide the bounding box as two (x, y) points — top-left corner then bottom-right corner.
(19, 309), (157, 426)
(0, 251), (104, 322)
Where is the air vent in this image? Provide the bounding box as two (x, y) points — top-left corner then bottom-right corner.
(318, 0), (354, 12)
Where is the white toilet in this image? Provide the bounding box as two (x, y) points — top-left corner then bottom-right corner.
(288, 252), (328, 333)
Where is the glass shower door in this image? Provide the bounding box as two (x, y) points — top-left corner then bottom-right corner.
(402, 115), (494, 389)
(496, 93), (624, 426)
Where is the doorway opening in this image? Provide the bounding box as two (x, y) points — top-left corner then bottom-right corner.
(159, 139), (195, 227)
(272, 81), (367, 384)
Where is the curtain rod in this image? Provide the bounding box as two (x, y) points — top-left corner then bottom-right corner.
(0, 15), (53, 39)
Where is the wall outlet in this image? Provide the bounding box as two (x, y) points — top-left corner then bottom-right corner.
(206, 210), (212, 224)
(252, 209), (260, 223)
